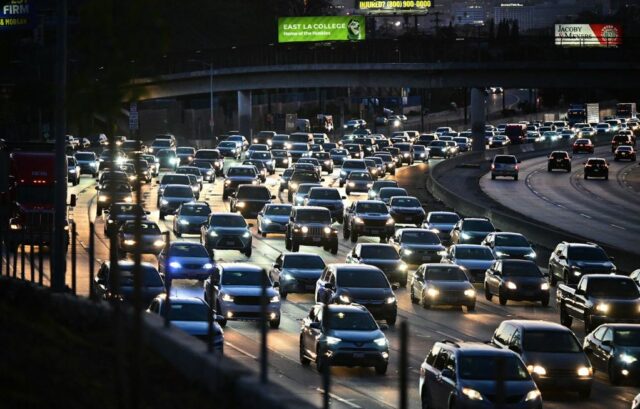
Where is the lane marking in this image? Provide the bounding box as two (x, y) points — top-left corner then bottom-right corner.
(315, 388), (362, 409)
(225, 341), (258, 360)
(580, 213), (592, 219)
(610, 224), (625, 230)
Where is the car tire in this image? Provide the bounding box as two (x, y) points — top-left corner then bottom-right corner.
(244, 247), (252, 258)
(316, 348), (327, 373)
(159, 212), (165, 220)
(560, 304), (573, 328)
(584, 174), (588, 180)
(330, 242), (338, 255)
(269, 317), (280, 329)
(299, 338), (310, 366)
(336, 216), (344, 224)
(399, 276), (407, 287)
(550, 271), (557, 286)
(541, 296), (549, 307)
(261, 231), (267, 238)
(567, 166), (572, 172)
(466, 303), (476, 312)
(350, 228), (358, 243)
(498, 290), (508, 306)
(421, 385), (432, 409)
(96, 206), (102, 216)
(287, 192), (293, 202)
(584, 314), (593, 333)
(386, 314), (396, 326)
(484, 284), (492, 301)
(175, 230), (182, 238)
(291, 240), (300, 252)
(609, 362), (622, 385)
(421, 294), (431, 309)
(391, 169), (395, 176)
(375, 363), (388, 375)
(491, 174), (496, 180)
(280, 289), (288, 300)
(514, 175), (518, 181)
(605, 174), (609, 180)
(285, 235), (292, 250)
(223, 193), (228, 200)
(380, 236), (388, 243)
(547, 166), (552, 172)
(342, 224), (349, 240)
(339, 181), (344, 188)
(345, 189), (350, 195)
(410, 287), (418, 304)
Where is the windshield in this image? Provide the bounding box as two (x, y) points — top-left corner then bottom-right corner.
(195, 150), (220, 159)
(614, 329), (640, 346)
(337, 269), (388, 288)
(402, 231), (440, 244)
(425, 267), (468, 281)
(463, 220), (494, 231)
(179, 205), (210, 216)
(176, 168), (199, 176)
(264, 205), (291, 216)
(494, 156), (517, 164)
(252, 152), (271, 160)
(210, 215), (247, 228)
(297, 184), (319, 195)
(176, 147), (195, 154)
(502, 262), (541, 277)
(327, 311), (378, 331)
(356, 202), (388, 213)
(227, 168), (256, 177)
(119, 268), (163, 287)
(237, 187), (271, 200)
(219, 142), (236, 148)
(429, 213), (459, 224)
(16, 185), (56, 204)
(373, 182), (398, 191)
(391, 197), (420, 207)
(111, 204), (143, 215)
(244, 161), (265, 169)
(343, 161), (366, 169)
(165, 302), (208, 322)
(123, 222), (160, 234)
(349, 172), (372, 181)
(291, 143), (309, 150)
(331, 149), (347, 155)
(273, 135), (289, 141)
(283, 255), (325, 269)
(161, 175), (189, 185)
(495, 235), (530, 247)
(164, 186), (193, 197)
(360, 246), (399, 259)
(221, 269), (268, 286)
(102, 183), (131, 192)
(309, 189), (340, 200)
(550, 152), (568, 159)
(152, 140), (171, 147)
(456, 247), (494, 260)
(170, 244), (209, 258)
(380, 188), (406, 198)
(430, 141), (447, 147)
(272, 151), (287, 158)
(523, 331), (581, 353)
(459, 356), (530, 381)
(296, 209), (331, 224)
(588, 278), (640, 298)
(75, 153), (95, 160)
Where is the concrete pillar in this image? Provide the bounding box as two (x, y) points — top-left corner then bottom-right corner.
(237, 90), (252, 137)
(471, 87), (487, 152)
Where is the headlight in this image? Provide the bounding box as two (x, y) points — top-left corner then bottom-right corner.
(620, 354), (638, 364)
(577, 366), (593, 377)
(374, 337), (388, 347)
(289, 183), (298, 190)
(154, 240), (165, 247)
(169, 261), (182, 269)
(366, 183), (373, 188)
(348, 182), (355, 187)
(221, 294), (234, 302)
(402, 249), (413, 255)
(283, 159), (289, 163)
(69, 169), (76, 174)
(270, 295), (280, 303)
(324, 160), (331, 165)
(10, 223), (21, 230)
(541, 283), (550, 291)
(386, 218), (394, 225)
(161, 199), (169, 205)
(437, 250), (447, 256)
(461, 232), (471, 240)
(506, 281), (517, 290)
(338, 294), (351, 303)
(224, 179), (231, 186)
(403, 153), (409, 157)
(262, 217), (272, 225)
(123, 197), (132, 203)
(191, 185), (199, 192)
(323, 227), (332, 234)
(301, 226), (309, 234)
(398, 263), (407, 271)
(267, 140), (273, 146)
(572, 266), (582, 276)
(326, 336), (341, 345)
(253, 138), (258, 143)
(179, 219), (189, 225)
(124, 239), (136, 246)
(354, 217), (364, 224)
(242, 231), (251, 238)
(231, 148), (237, 153)
(526, 251), (537, 259)
(525, 390), (541, 402)
(385, 296), (396, 304)
(209, 231), (218, 237)
(203, 263), (214, 269)
(527, 365), (546, 376)
(495, 251), (507, 258)
(427, 288), (439, 297)
(169, 158), (177, 164)
(251, 180), (259, 185)
(596, 303), (609, 313)
(464, 289), (476, 297)
(340, 171), (347, 176)
(98, 195), (108, 202)
(420, 153), (425, 157)
(461, 388), (483, 401)
(236, 202), (246, 208)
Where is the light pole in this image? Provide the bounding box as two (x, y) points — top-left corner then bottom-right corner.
(189, 59), (214, 141)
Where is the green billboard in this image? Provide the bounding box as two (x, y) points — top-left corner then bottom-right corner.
(278, 16), (365, 43)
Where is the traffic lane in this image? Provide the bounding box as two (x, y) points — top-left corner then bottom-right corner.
(480, 145), (640, 255)
(622, 161), (640, 192)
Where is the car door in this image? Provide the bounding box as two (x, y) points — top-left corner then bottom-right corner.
(594, 327), (615, 366)
(486, 261), (501, 294)
(413, 266), (426, 299)
(316, 268), (329, 303)
(440, 351), (458, 407)
(431, 349), (454, 408)
(548, 244), (563, 278)
(303, 306), (322, 358)
(585, 326), (607, 370)
(569, 278), (589, 319)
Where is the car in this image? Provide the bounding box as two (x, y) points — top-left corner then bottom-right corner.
(158, 184), (195, 220)
(217, 141), (241, 159)
(194, 149), (225, 176)
(147, 295), (224, 353)
(572, 138), (595, 154)
(121, 140), (146, 154)
(427, 140), (449, 159)
(345, 171), (373, 195)
(377, 187), (408, 206)
(98, 149), (126, 171)
(440, 244), (496, 282)
(296, 157), (322, 177)
(315, 264), (398, 326)
(247, 151), (275, 175)
(156, 173), (191, 205)
(346, 243), (408, 286)
(481, 232), (536, 260)
(338, 159), (368, 187)
(117, 220), (164, 256)
(67, 156), (80, 186)
(419, 341), (542, 409)
(367, 180), (399, 200)
(561, 129), (576, 139)
(257, 203), (292, 237)
(548, 241), (616, 286)
(203, 263), (281, 328)
(103, 202), (149, 236)
(491, 154), (519, 180)
(278, 168), (294, 193)
(493, 320), (592, 396)
(254, 130), (276, 145)
(285, 206), (338, 254)
(271, 134), (289, 150)
(176, 166), (204, 188)
(156, 149), (179, 170)
(291, 182), (320, 206)
(373, 152), (396, 174)
(322, 142), (338, 152)
(614, 145), (637, 161)
(367, 156), (386, 176)
(173, 202), (211, 237)
(222, 165), (260, 200)
(596, 122), (611, 134)
(390, 228), (445, 265)
(450, 217), (496, 245)
(394, 143), (414, 165)
(353, 137), (377, 157)
(363, 158), (381, 180)
(269, 253), (326, 299)
(175, 146), (196, 165)
(226, 135), (249, 151)
(329, 148), (349, 166)
(453, 137), (471, 152)
(137, 153), (158, 177)
(410, 264), (476, 311)
(158, 241), (215, 283)
(422, 211), (460, 243)
(119, 162), (141, 186)
(488, 135), (511, 148)
(229, 185), (275, 218)
(271, 149), (291, 168)
(383, 146), (403, 165)
(201, 213), (252, 257)
(148, 138), (174, 155)
(95, 182), (132, 216)
(583, 324), (640, 385)
(98, 170), (131, 189)
(309, 151), (334, 174)
(288, 169), (323, 202)
(435, 126), (454, 137)
(242, 160), (267, 182)
(581, 127), (597, 137)
(343, 200), (395, 243)
(94, 260), (165, 305)
(304, 187), (346, 223)
(299, 304), (390, 374)
(130, 160), (152, 184)
(344, 143), (365, 160)
(583, 158), (609, 180)
(413, 145), (428, 161)
(548, 151), (572, 172)
(288, 142), (310, 162)
(388, 196), (425, 226)
(74, 151), (99, 177)
(484, 259), (550, 306)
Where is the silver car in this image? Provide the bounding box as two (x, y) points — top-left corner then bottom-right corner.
(117, 220), (165, 255)
(158, 241), (215, 282)
(491, 154), (519, 181)
(409, 263), (476, 311)
(441, 244), (496, 282)
(159, 184), (195, 220)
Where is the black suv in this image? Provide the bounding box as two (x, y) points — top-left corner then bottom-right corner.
(343, 200), (395, 243)
(229, 185), (275, 218)
(222, 165), (260, 200)
(346, 243), (408, 286)
(484, 259), (550, 306)
(548, 241), (616, 285)
(547, 151), (571, 172)
(583, 158), (609, 180)
(285, 206), (338, 254)
(287, 170), (323, 202)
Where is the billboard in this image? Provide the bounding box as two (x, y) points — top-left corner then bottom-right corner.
(278, 16), (365, 43)
(357, 0), (432, 13)
(555, 24), (622, 47)
(0, 0), (34, 31)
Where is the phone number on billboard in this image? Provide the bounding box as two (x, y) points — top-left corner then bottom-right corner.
(358, 0), (432, 10)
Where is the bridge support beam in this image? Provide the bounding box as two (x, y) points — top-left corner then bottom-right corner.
(237, 90), (252, 137)
(470, 87), (486, 152)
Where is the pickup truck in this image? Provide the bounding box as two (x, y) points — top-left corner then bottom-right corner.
(557, 274), (640, 333)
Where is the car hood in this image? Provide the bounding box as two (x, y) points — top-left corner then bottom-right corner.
(454, 259), (494, 270)
(521, 351), (590, 370)
(262, 215), (289, 223)
(306, 199), (343, 207)
(281, 268), (323, 279)
(221, 286), (278, 297)
(503, 276), (545, 286)
(360, 258), (403, 268)
(170, 256), (211, 265)
(402, 244), (445, 252)
(171, 320), (223, 337)
(390, 206), (424, 213)
(429, 223), (455, 232)
(571, 260), (615, 269)
(341, 287), (393, 301)
(122, 233), (163, 241)
(163, 196), (194, 203)
(328, 329), (384, 343)
(458, 380), (536, 400)
(426, 280), (474, 291)
(210, 227), (248, 235)
(179, 215), (208, 224)
(227, 176), (257, 183)
(615, 347), (640, 358)
(494, 246), (533, 256)
(113, 214), (145, 222)
(359, 213), (391, 220)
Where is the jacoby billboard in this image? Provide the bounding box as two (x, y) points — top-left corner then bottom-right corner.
(555, 24), (622, 47)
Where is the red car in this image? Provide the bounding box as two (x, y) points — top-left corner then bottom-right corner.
(572, 138), (594, 154)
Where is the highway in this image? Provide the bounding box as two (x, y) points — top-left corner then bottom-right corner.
(480, 144), (640, 256)
(48, 152), (639, 409)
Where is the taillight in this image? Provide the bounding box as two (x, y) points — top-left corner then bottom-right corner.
(515, 164), (519, 170)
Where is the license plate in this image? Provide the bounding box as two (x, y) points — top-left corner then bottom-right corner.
(370, 229), (380, 234)
(404, 216), (413, 221)
(225, 240), (235, 246)
(353, 353), (365, 359)
(422, 255), (432, 261)
(313, 237), (321, 242)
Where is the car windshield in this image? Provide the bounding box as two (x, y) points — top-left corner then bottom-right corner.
(588, 278), (640, 298)
(165, 302), (208, 322)
(119, 269), (163, 287)
(210, 215), (246, 228)
(152, 140), (171, 147)
(327, 311), (378, 331)
(291, 143), (308, 150)
(550, 152), (568, 159)
(221, 270), (268, 286)
(195, 150), (220, 159)
(296, 210), (331, 224)
(75, 153), (95, 160)
(495, 235), (529, 247)
(283, 255), (325, 269)
(309, 189), (340, 200)
(502, 262), (541, 277)
(111, 204), (143, 215)
(219, 142), (236, 148)
(356, 202), (388, 213)
(522, 331), (581, 353)
(176, 168), (199, 176)
(273, 135), (288, 141)
(264, 205), (291, 216)
(252, 152), (271, 160)
(617, 146), (632, 151)
(297, 184), (319, 194)
(122, 222), (160, 234)
(164, 186), (193, 197)
(380, 188), (407, 198)
(391, 197), (420, 207)
(161, 175), (189, 185)
(228, 136), (244, 142)
(282, 169), (294, 177)
(494, 156), (516, 164)
(272, 151), (287, 157)
(244, 161), (265, 170)
(170, 244), (209, 258)
(349, 173), (372, 181)
(343, 161), (366, 169)
(430, 141), (447, 147)
(402, 231), (440, 244)
(331, 149), (348, 155)
(337, 269), (388, 288)
(456, 247), (494, 260)
(429, 213), (459, 224)
(425, 267), (468, 281)
(176, 147), (194, 154)
(459, 356), (529, 381)
(227, 168), (256, 177)
(192, 161), (213, 169)
(568, 247), (609, 261)
(373, 182), (397, 191)
(237, 187), (270, 200)
(360, 246), (399, 259)
(588, 159), (606, 165)
(614, 329), (640, 346)
(463, 220), (494, 231)
(102, 183), (131, 192)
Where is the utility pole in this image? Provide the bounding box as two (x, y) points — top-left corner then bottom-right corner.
(431, 11), (442, 34)
(52, 0), (68, 292)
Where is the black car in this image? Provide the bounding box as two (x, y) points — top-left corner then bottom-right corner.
(194, 149), (225, 176)
(309, 151), (334, 173)
(95, 182), (132, 216)
(304, 187), (346, 223)
(373, 152), (396, 175)
(338, 159), (368, 187)
(583, 324), (640, 385)
(329, 148), (349, 166)
(103, 202), (149, 236)
(201, 212), (252, 257)
(242, 160), (268, 182)
(344, 143), (365, 159)
(410, 264), (477, 311)
(394, 143), (414, 165)
(222, 165), (260, 200)
(94, 261), (165, 305)
(548, 151), (572, 172)
(278, 168), (295, 193)
(271, 149), (291, 168)
(390, 228), (445, 264)
(156, 149), (179, 170)
(388, 196), (425, 226)
(377, 187), (408, 206)
(190, 160), (216, 182)
(484, 259), (550, 306)
(269, 253), (326, 299)
(287, 170), (322, 202)
(217, 141), (241, 159)
(285, 206), (338, 254)
(481, 232), (537, 260)
(229, 185), (275, 218)
(367, 180), (399, 200)
(346, 243), (408, 286)
(548, 241), (616, 286)
(343, 200), (395, 243)
(315, 264), (398, 326)
(173, 202), (212, 237)
(427, 140), (449, 158)
(583, 158), (609, 180)
(449, 217), (496, 245)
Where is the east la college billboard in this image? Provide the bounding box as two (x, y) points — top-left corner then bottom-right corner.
(0, 0), (34, 31)
(278, 16), (365, 43)
(555, 24), (622, 47)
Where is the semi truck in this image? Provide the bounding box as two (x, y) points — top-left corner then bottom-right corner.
(616, 102), (637, 119)
(567, 103), (599, 125)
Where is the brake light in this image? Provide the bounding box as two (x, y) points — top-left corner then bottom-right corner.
(515, 164), (519, 171)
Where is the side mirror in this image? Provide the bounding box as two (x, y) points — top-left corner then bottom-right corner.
(602, 340), (612, 347)
(145, 211), (151, 215)
(69, 194), (77, 207)
(95, 186), (99, 190)
(156, 180), (160, 184)
(320, 178), (326, 182)
(214, 314), (225, 323)
(342, 196), (347, 200)
(609, 256), (615, 262)
(441, 368), (455, 380)
(379, 323), (389, 331)
(559, 255), (566, 260)
(508, 344), (522, 354)
(248, 223), (254, 228)
(309, 322), (321, 330)
(391, 283), (399, 290)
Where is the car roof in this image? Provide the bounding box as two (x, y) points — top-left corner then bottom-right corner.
(220, 263), (263, 272)
(439, 341), (516, 357)
(294, 206), (330, 212)
(453, 244), (488, 249)
(597, 323), (640, 329)
(155, 295), (206, 305)
(331, 263), (384, 272)
(501, 319), (572, 332)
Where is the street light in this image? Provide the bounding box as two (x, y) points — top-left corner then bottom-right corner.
(189, 59), (214, 140)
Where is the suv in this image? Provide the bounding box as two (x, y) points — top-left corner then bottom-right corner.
(173, 202), (211, 237)
(548, 242), (616, 285)
(484, 259), (550, 306)
(304, 187), (346, 223)
(158, 184), (195, 220)
(410, 264), (476, 311)
(285, 206), (338, 254)
(223, 166), (260, 200)
(388, 196), (425, 226)
(269, 253), (326, 299)
(339, 159), (368, 187)
(394, 143), (414, 165)
(103, 202), (148, 236)
(491, 155), (519, 181)
(368, 180), (399, 200)
(156, 173), (191, 205)
(547, 151), (571, 172)
(201, 213), (252, 257)
(287, 170), (322, 202)
(583, 158), (609, 180)
(346, 243), (408, 286)
(229, 185), (275, 218)
(419, 341), (542, 409)
(194, 149), (225, 176)
(343, 200), (395, 243)
(390, 228), (445, 264)
(614, 145), (636, 161)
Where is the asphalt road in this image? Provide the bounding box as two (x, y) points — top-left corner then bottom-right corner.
(37, 151), (635, 409)
(480, 144), (640, 256)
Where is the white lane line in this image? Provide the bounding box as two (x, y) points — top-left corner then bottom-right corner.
(556, 204), (566, 209)
(435, 330), (463, 342)
(225, 341), (258, 360)
(610, 224), (626, 230)
(315, 388), (362, 409)
(580, 213), (592, 219)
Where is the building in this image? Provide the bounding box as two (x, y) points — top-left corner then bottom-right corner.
(494, 1), (607, 33)
(451, 3), (487, 26)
